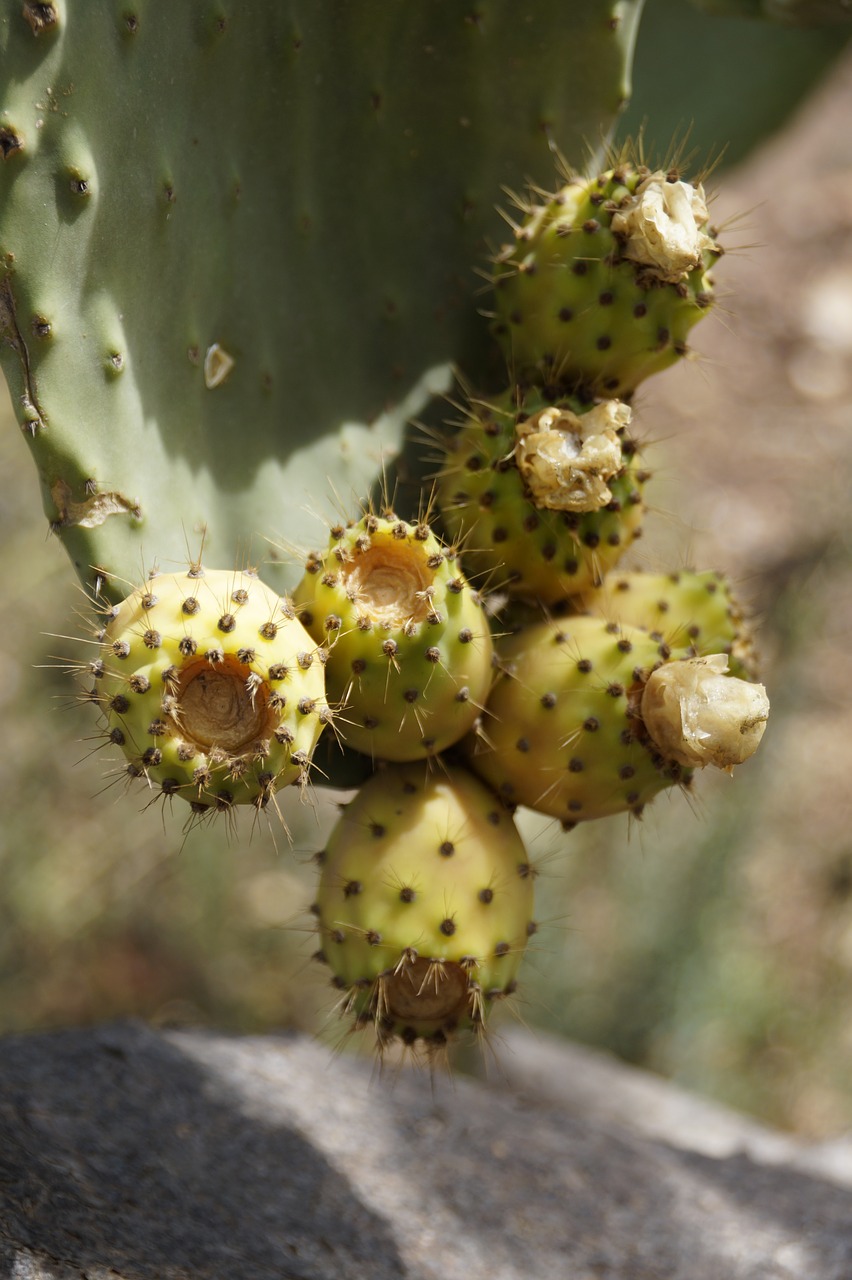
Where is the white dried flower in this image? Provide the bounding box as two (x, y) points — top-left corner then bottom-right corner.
(611, 174), (714, 284)
(514, 400), (630, 513)
(641, 654), (770, 772)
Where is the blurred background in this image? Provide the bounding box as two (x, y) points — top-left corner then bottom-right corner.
(2, 8), (852, 1139)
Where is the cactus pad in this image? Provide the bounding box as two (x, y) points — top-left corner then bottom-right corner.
(294, 513), (493, 761)
(0, 2), (644, 598)
(315, 762), (535, 1048)
(93, 568), (329, 813)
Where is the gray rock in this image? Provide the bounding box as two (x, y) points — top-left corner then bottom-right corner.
(1, 1022), (852, 1280)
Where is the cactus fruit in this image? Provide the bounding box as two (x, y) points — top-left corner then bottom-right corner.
(92, 568), (330, 815)
(462, 614), (767, 825)
(294, 513), (493, 761)
(314, 762), (535, 1049)
(579, 569), (758, 678)
(490, 161), (722, 398)
(436, 391), (647, 604)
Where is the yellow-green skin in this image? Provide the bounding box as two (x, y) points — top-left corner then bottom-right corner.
(579, 569), (758, 679)
(437, 391), (646, 605)
(97, 569), (328, 810)
(491, 165), (720, 397)
(462, 615), (688, 825)
(316, 762), (534, 1046)
(294, 516), (493, 761)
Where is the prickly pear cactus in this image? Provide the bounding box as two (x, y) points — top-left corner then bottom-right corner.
(314, 762), (535, 1049)
(490, 161), (721, 397)
(0, 3), (790, 1061)
(0, 1), (644, 600)
(93, 567), (330, 813)
(436, 390), (647, 603)
(294, 512), (493, 761)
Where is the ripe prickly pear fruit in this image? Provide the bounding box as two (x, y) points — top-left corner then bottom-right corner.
(436, 391), (647, 605)
(579, 569), (758, 678)
(294, 514), (493, 761)
(93, 568), (330, 814)
(490, 162), (721, 397)
(462, 614), (768, 825)
(314, 762), (535, 1049)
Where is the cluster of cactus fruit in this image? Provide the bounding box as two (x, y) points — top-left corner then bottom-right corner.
(80, 154), (770, 1056)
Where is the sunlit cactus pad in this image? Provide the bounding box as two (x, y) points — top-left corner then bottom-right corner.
(0, 1), (643, 597)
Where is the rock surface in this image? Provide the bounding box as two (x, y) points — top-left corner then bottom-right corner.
(2, 1022), (852, 1280)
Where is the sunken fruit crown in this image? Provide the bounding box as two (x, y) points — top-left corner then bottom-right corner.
(94, 568), (330, 814)
(437, 390), (647, 605)
(314, 761), (535, 1049)
(294, 513), (493, 761)
(491, 162), (721, 398)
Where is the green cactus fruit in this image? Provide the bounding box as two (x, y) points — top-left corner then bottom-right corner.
(436, 390), (647, 605)
(293, 513), (493, 762)
(92, 567), (330, 815)
(462, 614), (768, 825)
(314, 761), (535, 1049)
(579, 568), (758, 678)
(490, 161), (722, 397)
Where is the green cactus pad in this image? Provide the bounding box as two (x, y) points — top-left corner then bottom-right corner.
(436, 390), (647, 604)
(462, 614), (689, 824)
(579, 568), (758, 678)
(315, 761), (534, 1048)
(0, 2), (644, 598)
(93, 568), (329, 813)
(490, 162), (721, 397)
(294, 514), (493, 761)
